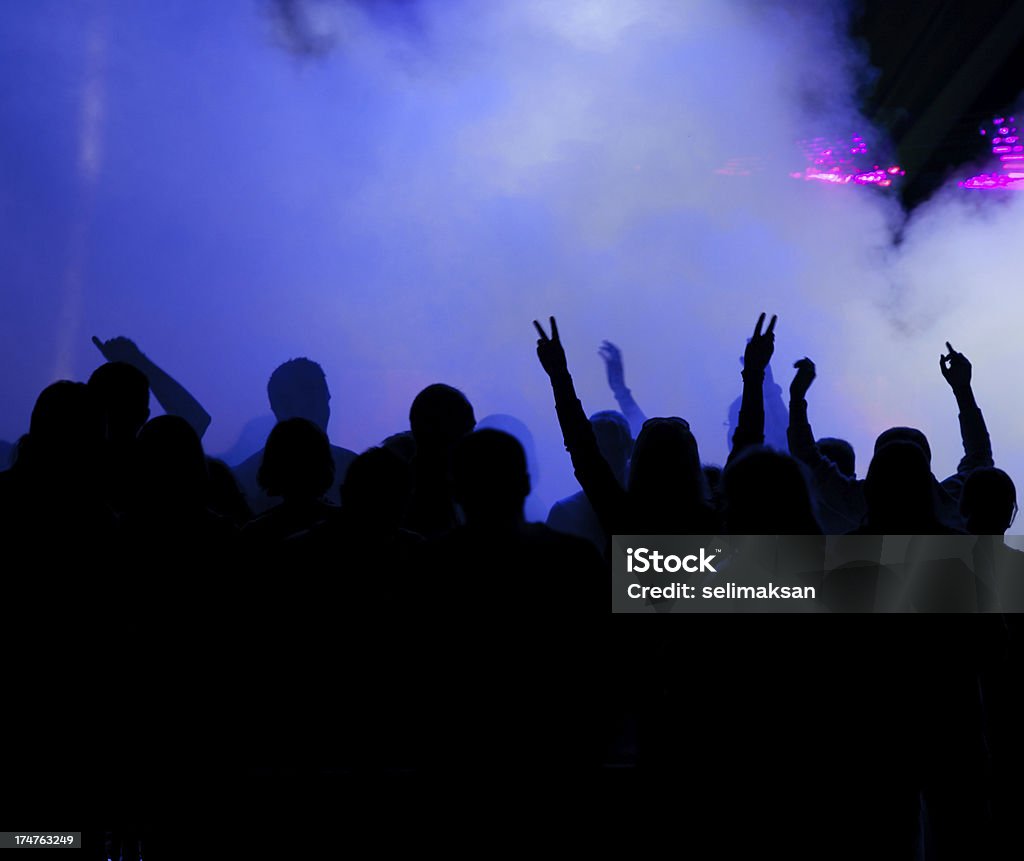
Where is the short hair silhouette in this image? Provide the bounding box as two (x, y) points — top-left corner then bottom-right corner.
(961, 467), (1017, 534)
(452, 429), (529, 521)
(23, 381), (104, 473)
(257, 417), (334, 499)
(409, 384), (475, 448)
(267, 358), (330, 430)
(341, 446), (412, 524)
(817, 437), (855, 478)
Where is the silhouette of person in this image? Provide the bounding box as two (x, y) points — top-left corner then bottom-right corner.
(547, 409), (632, 553)
(598, 340), (647, 436)
(963, 467), (1024, 609)
(206, 457), (254, 527)
(88, 360), (150, 514)
(121, 414), (237, 554)
(233, 358), (356, 514)
(534, 317), (718, 540)
(91, 335), (211, 437)
(726, 357), (789, 453)
(282, 446), (426, 769)
(241, 417), (337, 546)
(788, 343), (992, 533)
(962, 467), (1017, 536)
(239, 415), (335, 544)
(722, 446), (821, 534)
(405, 382), (475, 538)
(850, 440), (960, 535)
(427, 429), (607, 771)
(1, 382), (115, 809)
(718, 314), (821, 533)
(0, 380), (113, 547)
(477, 413), (548, 522)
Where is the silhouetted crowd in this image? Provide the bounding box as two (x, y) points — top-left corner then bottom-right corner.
(3, 316), (1023, 856)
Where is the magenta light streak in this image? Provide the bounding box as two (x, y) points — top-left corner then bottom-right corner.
(961, 116), (1024, 190)
(791, 134), (903, 189)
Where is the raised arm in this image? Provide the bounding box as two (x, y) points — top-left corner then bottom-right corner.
(939, 341), (993, 495)
(535, 318), (626, 534)
(92, 336), (212, 439)
(727, 313), (776, 464)
(598, 340), (647, 437)
(787, 357), (863, 518)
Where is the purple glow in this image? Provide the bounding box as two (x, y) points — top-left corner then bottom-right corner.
(960, 115), (1024, 190)
(791, 134), (903, 189)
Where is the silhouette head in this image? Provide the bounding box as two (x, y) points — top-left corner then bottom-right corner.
(206, 457), (253, 526)
(409, 384), (475, 452)
(135, 415), (208, 510)
(961, 467), (1017, 535)
(88, 362), (151, 441)
(342, 446), (412, 526)
(22, 381), (104, 478)
(629, 417), (706, 510)
(817, 437), (855, 479)
(478, 414), (539, 486)
(381, 430), (416, 464)
(723, 447), (821, 534)
(258, 417), (334, 500)
(590, 410), (633, 480)
(452, 429), (529, 525)
(267, 358), (330, 431)
(863, 441), (936, 530)
(874, 427), (930, 466)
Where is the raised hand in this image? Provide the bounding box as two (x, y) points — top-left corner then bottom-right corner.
(534, 316), (569, 378)
(598, 340), (626, 392)
(743, 312), (777, 373)
(92, 335), (146, 367)
(791, 357), (816, 400)
(939, 341), (972, 391)
(91, 334), (212, 438)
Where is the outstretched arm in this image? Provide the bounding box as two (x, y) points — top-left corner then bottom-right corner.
(727, 313), (776, 464)
(787, 357), (862, 520)
(92, 336), (212, 439)
(535, 318), (626, 534)
(598, 341), (647, 437)
(939, 341), (993, 495)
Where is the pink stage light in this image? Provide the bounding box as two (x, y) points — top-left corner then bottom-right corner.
(960, 117), (1024, 190)
(791, 134), (903, 189)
